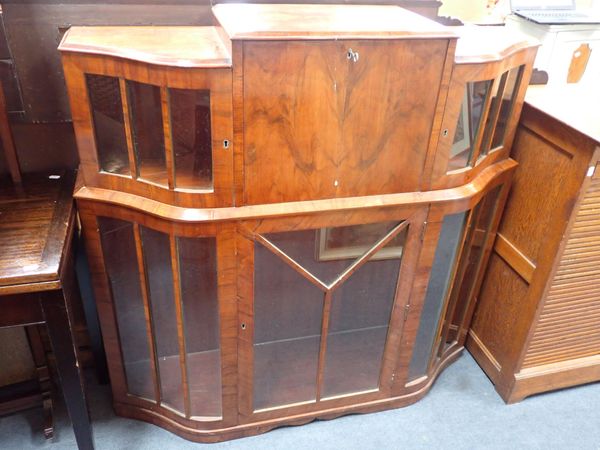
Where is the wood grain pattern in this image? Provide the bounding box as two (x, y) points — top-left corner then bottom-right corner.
(468, 90), (600, 403)
(212, 3), (455, 41)
(242, 39), (448, 204)
(59, 26), (232, 68)
(522, 175), (600, 367)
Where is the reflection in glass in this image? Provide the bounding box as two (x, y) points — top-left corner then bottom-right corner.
(98, 217), (154, 400)
(178, 236), (222, 418)
(253, 220), (407, 409)
(491, 66), (524, 150)
(264, 221), (406, 286)
(407, 211), (468, 381)
(170, 89), (213, 190)
(253, 242), (324, 410)
(448, 80), (491, 172)
(127, 81), (167, 185)
(322, 238), (403, 398)
(86, 75), (130, 175)
(450, 186), (501, 340)
(139, 226), (183, 413)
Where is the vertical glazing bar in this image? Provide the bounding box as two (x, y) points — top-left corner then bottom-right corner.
(315, 290), (333, 401)
(169, 234), (191, 418)
(436, 208), (478, 358)
(132, 223), (161, 403)
(480, 72), (509, 156)
(161, 87), (175, 190)
(119, 78), (138, 178)
(469, 80), (496, 163)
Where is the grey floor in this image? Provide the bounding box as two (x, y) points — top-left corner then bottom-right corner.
(1, 352), (599, 450)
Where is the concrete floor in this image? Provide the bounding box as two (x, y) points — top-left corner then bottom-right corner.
(1, 352), (599, 450)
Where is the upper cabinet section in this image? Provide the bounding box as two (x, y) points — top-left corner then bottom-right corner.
(212, 3), (457, 205)
(60, 26), (234, 208)
(428, 26), (538, 191)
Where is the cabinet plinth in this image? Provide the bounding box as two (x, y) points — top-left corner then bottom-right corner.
(60, 4), (537, 442)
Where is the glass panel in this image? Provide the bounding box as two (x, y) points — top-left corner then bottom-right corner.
(490, 66), (524, 150)
(178, 236), (222, 418)
(263, 221), (405, 286)
(447, 80), (491, 172)
(407, 211), (468, 381)
(97, 217), (154, 400)
(322, 237), (404, 398)
(127, 81), (167, 185)
(479, 72), (509, 158)
(86, 75), (129, 175)
(450, 186), (501, 338)
(170, 88), (213, 190)
(253, 242), (324, 410)
(139, 226), (183, 413)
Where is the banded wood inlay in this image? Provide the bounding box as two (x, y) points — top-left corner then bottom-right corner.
(523, 176), (600, 368)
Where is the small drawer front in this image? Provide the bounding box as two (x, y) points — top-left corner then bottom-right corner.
(241, 39), (450, 205)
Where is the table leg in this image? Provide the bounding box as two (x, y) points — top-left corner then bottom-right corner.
(41, 289), (94, 450)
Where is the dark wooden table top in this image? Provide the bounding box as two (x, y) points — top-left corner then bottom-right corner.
(0, 171), (75, 294)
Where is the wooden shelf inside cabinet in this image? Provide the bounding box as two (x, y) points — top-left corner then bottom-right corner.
(61, 4), (538, 443)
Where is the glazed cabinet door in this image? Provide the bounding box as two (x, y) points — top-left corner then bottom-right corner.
(397, 179), (510, 391)
(236, 206), (428, 420)
(63, 53), (233, 208)
(428, 50), (534, 190)
(78, 202), (237, 429)
(241, 39), (450, 204)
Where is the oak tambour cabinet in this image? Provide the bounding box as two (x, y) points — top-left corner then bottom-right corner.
(59, 4), (537, 442)
(468, 84), (600, 403)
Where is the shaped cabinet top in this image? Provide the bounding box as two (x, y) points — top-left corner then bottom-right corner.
(212, 3), (457, 41)
(59, 26), (232, 68)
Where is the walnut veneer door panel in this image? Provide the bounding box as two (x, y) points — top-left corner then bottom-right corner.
(242, 39), (449, 205)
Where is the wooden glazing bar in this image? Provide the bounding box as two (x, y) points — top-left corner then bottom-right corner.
(315, 291), (333, 401)
(0, 84), (21, 183)
(119, 78), (139, 179)
(435, 208), (478, 358)
(469, 77), (499, 164)
(160, 86), (175, 190)
(254, 233), (329, 292)
(479, 72), (509, 156)
(328, 221), (409, 291)
(132, 223), (161, 403)
(169, 234), (192, 418)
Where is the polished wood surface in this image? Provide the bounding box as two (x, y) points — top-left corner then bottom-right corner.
(453, 25), (539, 65)
(60, 6), (537, 442)
(242, 38), (449, 204)
(212, 3), (456, 40)
(59, 26), (232, 68)
(0, 172), (94, 449)
(468, 84), (600, 403)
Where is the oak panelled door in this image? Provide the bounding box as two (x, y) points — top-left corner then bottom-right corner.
(237, 207), (427, 416)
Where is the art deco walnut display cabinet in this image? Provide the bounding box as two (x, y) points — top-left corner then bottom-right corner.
(59, 4), (537, 442)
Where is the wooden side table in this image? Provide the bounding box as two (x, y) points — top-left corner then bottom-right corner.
(0, 171), (94, 449)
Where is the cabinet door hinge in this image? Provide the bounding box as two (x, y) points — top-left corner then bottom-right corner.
(420, 221), (428, 242)
(403, 303), (411, 321)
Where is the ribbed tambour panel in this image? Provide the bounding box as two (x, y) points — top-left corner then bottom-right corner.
(523, 176), (600, 368)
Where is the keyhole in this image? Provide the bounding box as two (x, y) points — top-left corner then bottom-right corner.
(223, 139), (230, 149)
(347, 48), (359, 63)
(241, 323), (246, 330)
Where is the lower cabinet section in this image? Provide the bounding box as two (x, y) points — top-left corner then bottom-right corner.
(77, 167), (511, 442)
